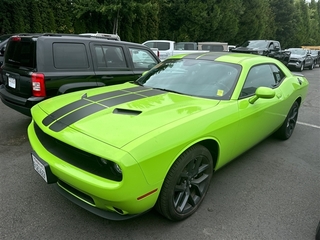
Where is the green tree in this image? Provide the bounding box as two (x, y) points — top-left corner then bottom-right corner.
(213, 0), (243, 44)
(29, 0), (42, 32)
(236, 0), (274, 45)
(294, 0), (311, 46)
(269, 0), (297, 48)
(308, 0), (320, 45)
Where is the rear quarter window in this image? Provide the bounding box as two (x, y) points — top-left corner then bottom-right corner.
(53, 43), (89, 69)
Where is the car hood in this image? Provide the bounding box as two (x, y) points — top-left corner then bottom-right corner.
(290, 53), (305, 59)
(232, 47), (265, 52)
(36, 83), (219, 148)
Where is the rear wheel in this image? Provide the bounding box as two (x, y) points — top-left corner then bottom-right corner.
(275, 101), (299, 140)
(156, 144), (213, 221)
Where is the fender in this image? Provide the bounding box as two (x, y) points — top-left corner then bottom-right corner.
(58, 82), (105, 95)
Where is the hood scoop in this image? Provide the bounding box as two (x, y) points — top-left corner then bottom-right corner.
(112, 108), (142, 116)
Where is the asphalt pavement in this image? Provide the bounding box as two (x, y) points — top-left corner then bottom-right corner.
(0, 67), (319, 240)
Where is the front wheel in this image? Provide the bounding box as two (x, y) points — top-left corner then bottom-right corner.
(299, 62), (304, 71)
(275, 101), (299, 140)
(309, 61), (315, 70)
(155, 144), (213, 221)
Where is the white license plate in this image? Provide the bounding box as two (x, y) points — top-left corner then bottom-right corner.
(32, 154), (48, 182)
(8, 77), (16, 88)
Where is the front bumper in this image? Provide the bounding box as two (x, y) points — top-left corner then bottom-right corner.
(28, 120), (161, 220)
(287, 61), (303, 69)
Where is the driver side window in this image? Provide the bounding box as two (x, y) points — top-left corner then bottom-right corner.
(240, 64), (276, 98)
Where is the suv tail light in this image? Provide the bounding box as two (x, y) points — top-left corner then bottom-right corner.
(11, 36), (21, 42)
(32, 73), (46, 97)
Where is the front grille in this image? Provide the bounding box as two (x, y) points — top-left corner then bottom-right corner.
(34, 122), (122, 181)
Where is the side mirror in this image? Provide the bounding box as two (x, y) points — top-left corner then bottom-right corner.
(249, 87), (275, 104)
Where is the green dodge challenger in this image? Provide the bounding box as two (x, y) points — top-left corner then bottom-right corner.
(28, 52), (309, 221)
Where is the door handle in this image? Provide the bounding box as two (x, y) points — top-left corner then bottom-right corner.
(101, 76), (114, 80)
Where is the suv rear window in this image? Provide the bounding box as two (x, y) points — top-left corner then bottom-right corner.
(202, 45), (224, 51)
(144, 42), (170, 51)
(5, 40), (36, 68)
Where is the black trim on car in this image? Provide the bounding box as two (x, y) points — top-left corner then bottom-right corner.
(53, 183), (148, 220)
(34, 122), (122, 181)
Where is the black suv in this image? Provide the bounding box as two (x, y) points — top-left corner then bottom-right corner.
(0, 34), (160, 116)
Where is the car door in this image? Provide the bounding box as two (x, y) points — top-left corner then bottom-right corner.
(233, 64), (286, 154)
(90, 43), (136, 86)
(305, 50), (313, 66)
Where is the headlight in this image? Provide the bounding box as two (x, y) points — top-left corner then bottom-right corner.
(113, 163), (122, 174)
(98, 158), (123, 181)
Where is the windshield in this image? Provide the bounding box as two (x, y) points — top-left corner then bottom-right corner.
(240, 40), (268, 49)
(136, 58), (241, 99)
(288, 48), (306, 55)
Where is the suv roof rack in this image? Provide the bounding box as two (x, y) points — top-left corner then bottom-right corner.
(79, 33), (121, 41)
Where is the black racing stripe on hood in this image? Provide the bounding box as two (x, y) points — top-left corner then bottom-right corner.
(42, 87), (151, 127)
(87, 90), (130, 102)
(48, 89), (165, 132)
(99, 93), (145, 107)
(139, 89), (165, 97)
(42, 99), (89, 126)
(49, 104), (106, 132)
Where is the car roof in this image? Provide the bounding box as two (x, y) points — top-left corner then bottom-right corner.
(11, 33), (149, 48)
(172, 51), (279, 65)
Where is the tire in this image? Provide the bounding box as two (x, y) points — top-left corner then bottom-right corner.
(155, 144), (213, 221)
(316, 220), (320, 240)
(299, 62), (304, 71)
(309, 61), (314, 70)
(275, 101), (299, 140)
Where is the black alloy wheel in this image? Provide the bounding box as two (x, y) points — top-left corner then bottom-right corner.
(155, 144), (213, 221)
(275, 101), (299, 140)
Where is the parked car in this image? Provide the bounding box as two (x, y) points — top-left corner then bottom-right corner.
(287, 48), (315, 71)
(0, 33), (160, 116)
(28, 52), (308, 221)
(317, 221), (320, 240)
(231, 40), (291, 65)
(0, 34), (13, 67)
(310, 50), (320, 67)
(143, 40), (208, 61)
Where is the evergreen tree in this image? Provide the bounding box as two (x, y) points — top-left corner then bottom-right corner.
(269, 0), (297, 48)
(237, 0), (274, 45)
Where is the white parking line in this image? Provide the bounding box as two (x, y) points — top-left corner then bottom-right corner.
(297, 121), (320, 129)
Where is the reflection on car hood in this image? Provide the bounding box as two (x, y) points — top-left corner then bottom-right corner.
(36, 83), (219, 148)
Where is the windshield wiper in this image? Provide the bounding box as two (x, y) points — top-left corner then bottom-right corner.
(152, 87), (183, 94)
(130, 81), (144, 86)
